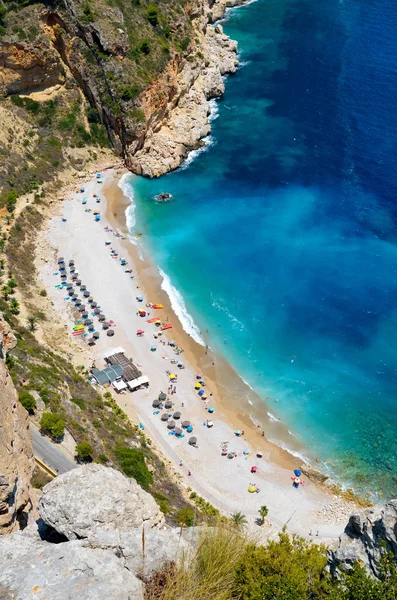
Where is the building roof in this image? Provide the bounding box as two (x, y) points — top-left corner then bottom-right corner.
(106, 352), (140, 382)
(127, 375), (149, 391)
(92, 364), (124, 385)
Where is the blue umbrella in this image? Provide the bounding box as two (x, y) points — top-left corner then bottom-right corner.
(208, 407), (214, 413)
(186, 425), (193, 433)
(294, 469), (302, 477)
(198, 390), (205, 396)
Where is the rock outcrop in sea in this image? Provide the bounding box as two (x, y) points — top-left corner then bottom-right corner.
(0, 314), (34, 534)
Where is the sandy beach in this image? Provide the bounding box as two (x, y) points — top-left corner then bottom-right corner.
(37, 169), (356, 542)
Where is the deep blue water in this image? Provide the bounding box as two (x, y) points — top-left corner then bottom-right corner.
(127, 0), (397, 498)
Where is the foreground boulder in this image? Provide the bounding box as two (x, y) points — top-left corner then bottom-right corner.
(39, 464), (164, 540)
(0, 532), (143, 599)
(328, 499), (397, 577)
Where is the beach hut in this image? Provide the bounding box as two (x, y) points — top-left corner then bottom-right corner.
(165, 400), (173, 409)
(161, 413), (169, 422)
(207, 421), (214, 428)
(93, 332), (100, 339)
(189, 437), (197, 447)
(159, 392), (167, 402)
(107, 329), (115, 337)
(182, 421), (190, 428)
(175, 427), (183, 436)
(173, 411), (181, 420)
(167, 420), (176, 430)
(186, 425), (193, 433)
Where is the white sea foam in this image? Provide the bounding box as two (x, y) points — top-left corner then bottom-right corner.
(159, 268), (205, 346)
(178, 135), (216, 171)
(267, 411), (281, 423)
(275, 441), (310, 464)
(208, 98), (220, 123)
(211, 295), (246, 332)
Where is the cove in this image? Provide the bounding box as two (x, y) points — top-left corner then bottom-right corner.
(127, 0), (397, 498)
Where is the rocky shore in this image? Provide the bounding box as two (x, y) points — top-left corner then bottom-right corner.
(127, 0), (245, 177)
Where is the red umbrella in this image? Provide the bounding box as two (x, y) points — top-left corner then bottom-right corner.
(251, 466), (258, 473)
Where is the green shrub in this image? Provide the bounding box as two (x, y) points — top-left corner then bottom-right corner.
(18, 390), (36, 413)
(86, 107), (100, 123)
(40, 412), (65, 438)
(151, 492), (170, 514)
(120, 85), (139, 101)
(71, 397), (86, 410)
(146, 4), (159, 26)
(76, 441), (93, 458)
(115, 446), (153, 489)
(139, 40), (151, 55)
(175, 506), (195, 527)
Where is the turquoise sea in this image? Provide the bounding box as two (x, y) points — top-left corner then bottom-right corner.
(125, 0), (397, 498)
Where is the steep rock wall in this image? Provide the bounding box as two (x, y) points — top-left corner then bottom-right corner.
(0, 315), (34, 534)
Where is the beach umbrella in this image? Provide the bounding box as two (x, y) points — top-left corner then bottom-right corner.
(107, 329), (115, 336)
(196, 373), (202, 379)
(136, 329), (144, 335)
(165, 401), (173, 409)
(294, 469), (302, 477)
(79, 307), (87, 314)
(195, 382), (201, 389)
(256, 452), (263, 458)
(167, 420), (175, 429)
(69, 260), (75, 266)
(136, 296), (143, 302)
(98, 314), (106, 322)
(83, 291), (90, 297)
(208, 407), (214, 413)
(201, 394), (208, 400)
(173, 411), (181, 420)
(159, 392), (167, 402)
(207, 421), (214, 428)
(189, 437), (197, 446)
(186, 425), (193, 433)
(182, 421), (190, 428)
(169, 374), (176, 380)
(102, 322), (109, 329)
(91, 301), (97, 308)
(57, 257), (64, 264)
(248, 485), (257, 494)
(94, 307), (101, 314)
(75, 300), (81, 307)
(152, 399), (161, 408)
(66, 284), (73, 290)
(84, 319), (93, 325)
(60, 274), (67, 280)
(88, 337), (96, 345)
(68, 290), (74, 296)
(76, 280), (82, 286)
(80, 285), (87, 291)
(198, 389), (205, 396)
(175, 427), (182, 436)
(150, 345), (157, 352)
(251, 466), (258, 473)
(243, 449), (249, 455)
(93, 332), (100, 339)
(60, 266), (66, 272)
(161, 413), (169, 422)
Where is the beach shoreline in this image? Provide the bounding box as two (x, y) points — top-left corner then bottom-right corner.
(36, 168), (358, 542)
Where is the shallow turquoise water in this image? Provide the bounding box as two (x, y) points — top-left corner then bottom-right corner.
(126, 0), (397, 498)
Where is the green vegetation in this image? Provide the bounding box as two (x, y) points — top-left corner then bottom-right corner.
(146, 4), (159, 26)
(71, 397), (86, 410)
(26, 315), (39, 331)
(31, 466), (53, 490)
(230, 511), (248, 529)
(175, 506), (195, 527)
(144, 526), (397, 600)
(40, 412), (65, 438)
(258, 505), (268, 524)
(115, 446), (153, 489)
(189, 491), (221, 521)
(18, 390), (36, 413)
(76, 441), (94, 459)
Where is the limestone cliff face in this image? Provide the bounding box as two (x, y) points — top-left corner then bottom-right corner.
(0, 0), (243, 178)
(0, 315), (34, 534)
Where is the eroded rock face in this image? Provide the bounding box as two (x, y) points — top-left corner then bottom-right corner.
(0, 532), (144, 600)
(39, 464), (165, 539)
(0, 315), (34, 534)
(328, 500), (397, 577)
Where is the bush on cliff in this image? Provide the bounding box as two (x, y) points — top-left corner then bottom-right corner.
(115, 446), (153, 489)
(76, 441), (94, 460)
(18, 390), (36, 414)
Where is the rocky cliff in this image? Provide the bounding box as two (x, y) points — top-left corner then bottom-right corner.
(0, 314), (34, 534)
(328, 500), (397, 577)
(0, 0), (244, 189)
(0, 465), (190, 599)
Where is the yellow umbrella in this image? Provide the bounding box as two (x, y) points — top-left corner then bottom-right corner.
(248, 485), (257, 493)
(195, 383), (201, 389)
(202, 394), (208, 400)
(169, 374), (176, 380)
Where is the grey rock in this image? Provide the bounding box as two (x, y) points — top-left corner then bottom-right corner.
(86, 527), (191, 578)
(328, 499), (397, 577)
(0, 532), (143, 599)
(39, 464), (164, 540)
